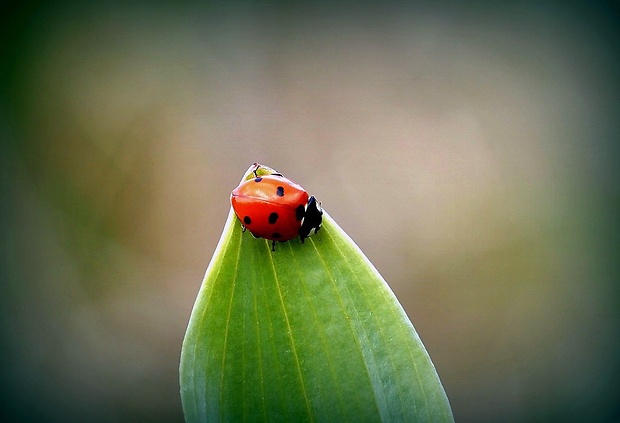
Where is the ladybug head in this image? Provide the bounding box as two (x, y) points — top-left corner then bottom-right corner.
(299, 195), (323, 243)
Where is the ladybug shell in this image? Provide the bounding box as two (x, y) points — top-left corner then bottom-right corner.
(231, 175), (308, 242)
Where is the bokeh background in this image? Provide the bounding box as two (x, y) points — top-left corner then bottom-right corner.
(1, 1), (619, 422)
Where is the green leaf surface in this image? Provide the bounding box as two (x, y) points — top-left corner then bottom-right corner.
(180, 165), (454, 422)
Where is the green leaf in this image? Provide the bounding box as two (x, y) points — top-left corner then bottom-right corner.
(180, 165), (454, 422)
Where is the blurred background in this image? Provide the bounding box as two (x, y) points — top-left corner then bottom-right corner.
(1, 1), (619, 422)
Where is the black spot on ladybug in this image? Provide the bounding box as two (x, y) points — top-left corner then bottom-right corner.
(254, 177), (262, 182)
(272, 232), (282, 239)
(268, 212), (279, 224)
(296, 204), (305, 221)
(243, 216), (252, 225)
(276, 186), (284, 197)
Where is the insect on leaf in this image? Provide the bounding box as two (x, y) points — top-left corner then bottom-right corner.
(180, 164), (454, 422)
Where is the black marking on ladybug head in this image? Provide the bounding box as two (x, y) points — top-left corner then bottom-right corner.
(298, 195), (323, 242)
(272, 232), (282, 239)
(254, 177), (263, 182)
(295, 204), (305, 221)
(243, 216), (252, 225)
(268, 212), (279, 224)
(276, 186), (284, 196)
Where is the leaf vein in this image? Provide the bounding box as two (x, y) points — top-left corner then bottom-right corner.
(266, 240), (314, 421)
(307, 235), (385, 420)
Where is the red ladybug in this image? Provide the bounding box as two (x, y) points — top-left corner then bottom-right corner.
(230, 163), (323, 251)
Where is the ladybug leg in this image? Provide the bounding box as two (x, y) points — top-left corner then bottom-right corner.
(271, 240), (276, 251)
(252, 163), (282, 178)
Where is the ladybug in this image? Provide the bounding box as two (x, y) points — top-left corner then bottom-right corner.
(230, 163), (323, 251)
